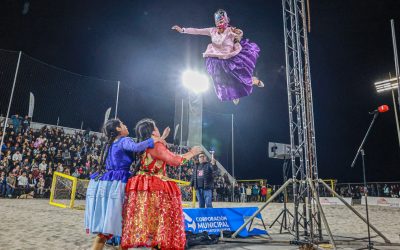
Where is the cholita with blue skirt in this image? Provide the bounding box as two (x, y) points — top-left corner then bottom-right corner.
(84, 119), (155, 247)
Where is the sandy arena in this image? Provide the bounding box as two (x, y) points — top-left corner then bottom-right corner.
(0, 199), (399, 250)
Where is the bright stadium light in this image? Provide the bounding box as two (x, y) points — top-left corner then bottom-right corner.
(181, 70), (209, 94)
(374, 77), (399, 93)
(374, 77), (400, 150)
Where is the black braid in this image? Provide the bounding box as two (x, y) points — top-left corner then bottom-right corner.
(97, 135), (115, 171)
(132, 118), (155, 175)
(94, 119), (120, 181)
(132, 154), (141, 177)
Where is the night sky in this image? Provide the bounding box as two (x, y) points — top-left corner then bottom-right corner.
(1, 0), (399, 184)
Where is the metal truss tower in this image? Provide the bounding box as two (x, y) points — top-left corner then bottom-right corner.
(233, 2), (390, 248)
(282, 0), (321, 243)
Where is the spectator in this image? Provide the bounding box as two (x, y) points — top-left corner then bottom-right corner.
(31, 159), (39, 170)
(56, 163), (64, 173)
(252, 183), (259, 202)
(17, 171), (29, 194)
(246, 185), (252, 202)
(64, 167), (71, 175)
(6, 172), (16, 197)
(28, 173), (37, 193)
(39, 160), (47, 172)
(260, 184), (267, 202)
(234, 183), (240, 202)
(72, 168), (80, 178)
(12, 150), (22, 162)
(21, 116), (30, 134)
(190, 152), (215, 208)
(37, 177), (45, 196)
(34, 135), (46, 148)
(62, 149), (71, 166)
(240, 183), (246, 203)
(377, 184), (381, 196)
(384, 184), (390, 197)
(0, 172), (6, 197)
(0, 159), (8, 172)
(370, 184), (377, 197)
(11, 114), (21, 133)
(0, 114), (5, 126)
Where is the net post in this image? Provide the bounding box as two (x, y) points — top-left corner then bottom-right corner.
(69, 176), (78, 208)
(49, 170), (58, 206)
(192, 187), (196, 208)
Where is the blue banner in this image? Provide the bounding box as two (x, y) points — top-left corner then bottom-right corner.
(183, 207), (267, 237)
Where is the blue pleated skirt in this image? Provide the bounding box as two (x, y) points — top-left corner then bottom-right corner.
(84, 179), (126, 236)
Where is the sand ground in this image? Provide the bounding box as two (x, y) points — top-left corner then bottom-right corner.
(0, 199), (399, 250)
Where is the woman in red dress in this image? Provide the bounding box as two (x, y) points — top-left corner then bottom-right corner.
(121, 118), (201, 249)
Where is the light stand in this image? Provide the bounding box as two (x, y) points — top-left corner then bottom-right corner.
(268, 157), (295, 233)
(233, 127), (391, 248)
(351, 112), (379, 250)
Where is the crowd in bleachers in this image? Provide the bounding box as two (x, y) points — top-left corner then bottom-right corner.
(0, 114), (104, 198)
(5, 114), (397, 202)
(0, 114), (234, 201)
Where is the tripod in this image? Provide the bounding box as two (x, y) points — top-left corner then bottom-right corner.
(269, 158), (295, 233)
(232, 177), (391, 248)
(351, 112), (380, 250)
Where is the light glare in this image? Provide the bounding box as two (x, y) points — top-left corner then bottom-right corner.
(182, 70), (209, 94)
(374, 77), (399, 93)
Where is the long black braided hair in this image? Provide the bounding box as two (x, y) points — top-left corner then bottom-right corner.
(132, 118), (156, 175)
(135, 118), (155, 143)
(95, 119), (121, 180)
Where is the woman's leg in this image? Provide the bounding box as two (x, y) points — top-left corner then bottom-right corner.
(92, 234), (107, 250)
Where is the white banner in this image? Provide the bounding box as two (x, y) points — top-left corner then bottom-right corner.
(362, 197), (400, 208)
(28, 92), (35, 119)
(103, 107), (111, 126)
(319, 197), (353, 205)
(317, 197), (353, 206)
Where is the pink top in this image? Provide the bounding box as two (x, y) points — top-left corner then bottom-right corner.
(182, 27), (243, 59)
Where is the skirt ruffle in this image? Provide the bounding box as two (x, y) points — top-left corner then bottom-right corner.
(121, 175), (185, 249)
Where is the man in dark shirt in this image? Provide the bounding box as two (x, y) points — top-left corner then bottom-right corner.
(191, 152), (215, 208)
(21, 116), (30, 134)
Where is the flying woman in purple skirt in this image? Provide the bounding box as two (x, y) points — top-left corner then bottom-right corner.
(172, 9), (264, 105)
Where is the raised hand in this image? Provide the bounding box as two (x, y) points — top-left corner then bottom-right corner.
(211, 157), (216, 165)
(171, 25), (183, 33)
(190, 146), (202, 156)
(161, 127), (170, 140)
(152, 135), (167, 146)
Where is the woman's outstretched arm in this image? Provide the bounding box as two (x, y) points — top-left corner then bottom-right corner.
(172, 25), (212, 36)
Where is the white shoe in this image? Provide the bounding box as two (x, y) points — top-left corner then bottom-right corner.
(233, 99), (240, 105)
(252, 76), (265, 88)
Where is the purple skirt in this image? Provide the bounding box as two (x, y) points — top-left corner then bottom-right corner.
(205, 39), (260, 101)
